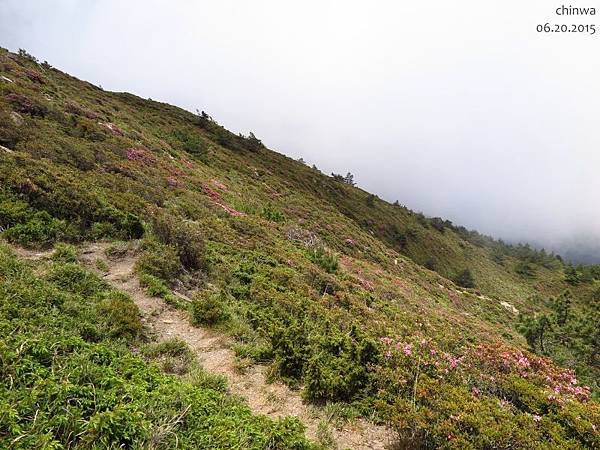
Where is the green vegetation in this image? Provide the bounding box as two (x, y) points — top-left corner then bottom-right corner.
(51, 242), (78, 263)
(191, 290), (230, 326)
(136, 239), (181, 283)
(141, 338), (195, 375)
(1, 47), (599, 448)
(519, 290), (599, 394)
(309, 246), (339, 273)
(453, 268), (475, 288)
(0, 245), (314, 449)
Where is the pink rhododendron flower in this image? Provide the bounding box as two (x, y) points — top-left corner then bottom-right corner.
(379, 337), (393, 345)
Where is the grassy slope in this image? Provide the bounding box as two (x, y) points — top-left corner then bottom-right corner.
(0, 48), (598, 448)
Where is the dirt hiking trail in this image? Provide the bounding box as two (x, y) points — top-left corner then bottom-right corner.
(14, 242), (399, 450)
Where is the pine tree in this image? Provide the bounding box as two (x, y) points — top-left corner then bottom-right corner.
(519, 313), (551, 353)
(551, 291), (572, 326)
(366, 194), (376, 207)
(454, 268), (475, 288)
(564, 265), (581, 285)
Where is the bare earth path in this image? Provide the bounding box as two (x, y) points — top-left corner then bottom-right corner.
(21, 242), (397, 450)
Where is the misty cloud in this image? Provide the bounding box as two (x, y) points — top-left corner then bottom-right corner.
(1, 0), (599, 260)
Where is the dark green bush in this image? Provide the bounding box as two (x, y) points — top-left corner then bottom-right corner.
(271, 319), (311, 379)
(139, 272), (171, 297)
(515, 261), (536, 278)
(424, 258), (436, 270)
(309, 246), (338, 273)
(152, 212), (205, 270)
(0, 109), (25, 148)
(46, 262), (108, 297)
(98, 291), (142, 340)
(0, 195), (31, 228)
(136, 240), (181, 283)
(51, 242), (78, 263)
(0, 179), (143, 244)
(365, 194), (376, 207)
(261, 203), (286, 223)
(98, 205), (144, 239)
(564, 265), (581, 285)
(142, 338), (194, 374)
(89, 221), (118, 239)
(143, 338), (190, 359)
(169, 128), (208, 155)
(3, 211), (69, 246)
(303, 326), (379, 401)
(191, 290), (229, 326)
(454, 268), (475, 288)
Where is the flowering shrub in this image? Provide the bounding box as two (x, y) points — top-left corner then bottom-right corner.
(23, 68), (45, 84)
(125, 146), (157, 164)
(471, 344), (593, 409)
(374, 337), (599, 448)
(5, 92), (48, 117)
(166, 175), (181, 187)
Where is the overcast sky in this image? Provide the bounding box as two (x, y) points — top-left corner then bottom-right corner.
(1, 0), (599, 258)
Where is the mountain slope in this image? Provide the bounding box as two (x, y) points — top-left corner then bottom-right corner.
(0, 47), (598, 448)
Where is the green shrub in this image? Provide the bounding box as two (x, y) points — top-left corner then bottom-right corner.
(3, 211), (68, 246)
(97, 205), (145, 239)
(191, 290), (229, 326)
(564, 265), (581, 285)
(139, 272), (170, 297)
(143, 338), (190, 358)
(90, 221), (118, 239)
(0, 195), (31, 228)
(310, 246), (339, 273)
(187, 367), (229, 392)
(51, 243), (78, 263)
(424, 258), (436, 270)
(515, 261), (536, 278)
(169, 128), (208, 155)
(0, 109), (24, 148)
(136, 240), (181, 283)
(152, 212), (205, 270)
(98, 291), (142, 340)
(142, 338), (193, 374)
(271, 320), (311, 379)
(365, 194), (376, 207)
(47, 262), (108, 297)
(453, 268), (475, 288)
(233, 341), (273, 364)
(261, 203), (286, 223)
(303, 326), (379, 402)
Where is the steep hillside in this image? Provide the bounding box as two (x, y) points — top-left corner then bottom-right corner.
(1, 47), (598, 448)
